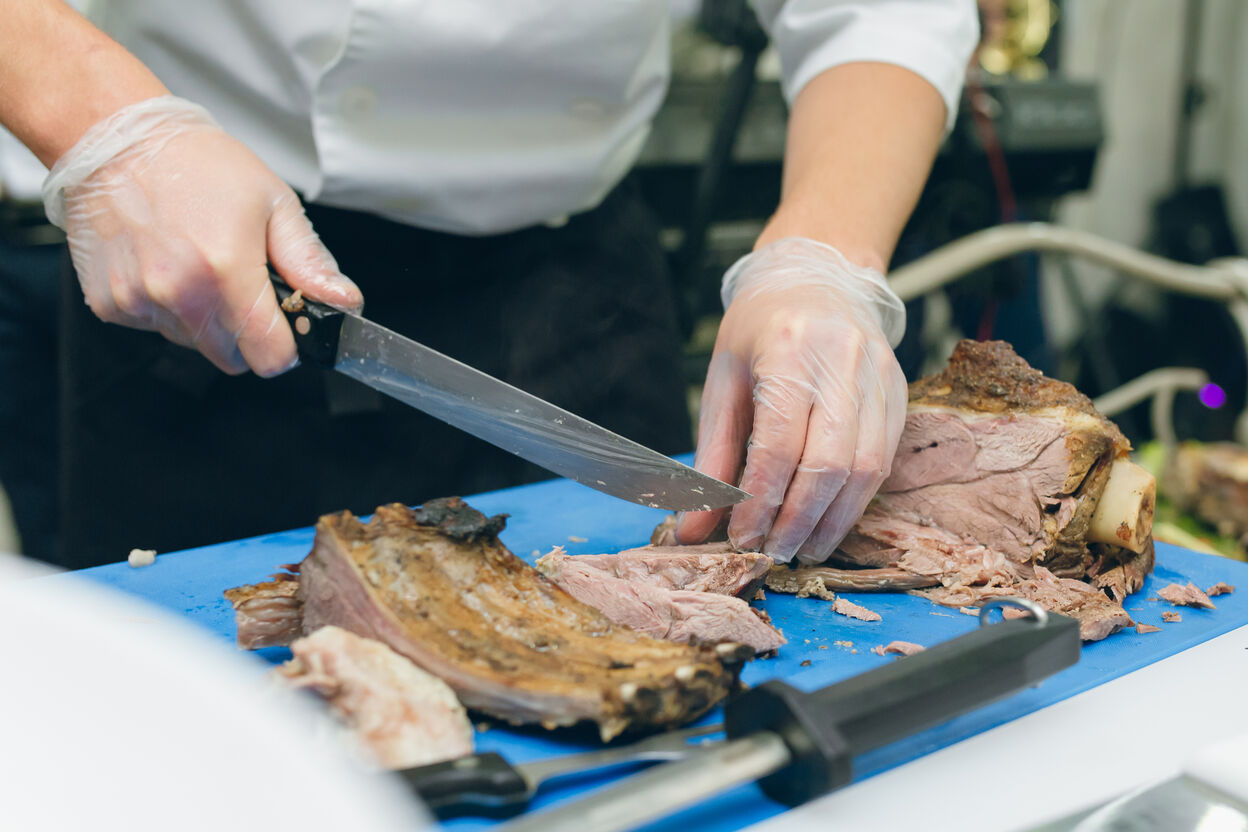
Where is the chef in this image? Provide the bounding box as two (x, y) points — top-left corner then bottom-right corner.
(0, 1), (976, 566)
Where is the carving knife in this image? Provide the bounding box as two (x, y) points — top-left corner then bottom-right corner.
(271, 276), (749, 511)
(497, 599), (1081, 832)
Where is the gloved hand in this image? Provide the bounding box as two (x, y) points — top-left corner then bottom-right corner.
(675, 237), (909, 565)
(42, 96), (361, 377)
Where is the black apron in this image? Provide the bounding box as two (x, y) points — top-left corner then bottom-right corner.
(43, 177), (689, 568)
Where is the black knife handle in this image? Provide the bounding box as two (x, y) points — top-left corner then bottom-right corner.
(397, 752), (530, 818)
(269, 271), (345, 367)
(725, 608), (1080, 806)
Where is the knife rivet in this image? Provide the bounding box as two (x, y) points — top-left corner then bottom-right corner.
(295, 315), (311, 336)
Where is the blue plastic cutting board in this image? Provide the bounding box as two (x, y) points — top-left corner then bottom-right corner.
(77, 474), (1248, 832)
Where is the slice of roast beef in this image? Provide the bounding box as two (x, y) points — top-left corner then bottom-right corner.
(535, 549), (785, 654)
(765, 340), (1156, 641)
(560, 544), (771, 597)
(294, 498), (749, 740)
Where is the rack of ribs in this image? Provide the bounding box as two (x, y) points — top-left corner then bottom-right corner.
(226, 498), (751, 740)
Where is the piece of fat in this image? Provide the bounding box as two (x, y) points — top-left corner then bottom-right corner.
(278, 625), (474, 769)
(127, 549), (157, 568)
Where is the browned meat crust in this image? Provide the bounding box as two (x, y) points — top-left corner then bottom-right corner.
(766, 565), (939, 594)
(408, 498), (508, 541)
(224, 573), (301, 649)
(909, 340), (1126, 440)
(298, 498), (749, 740)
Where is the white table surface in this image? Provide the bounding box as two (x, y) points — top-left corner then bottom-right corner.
(749, 623), (1248, 831)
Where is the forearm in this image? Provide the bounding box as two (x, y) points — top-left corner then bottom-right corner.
(0, 0), (168, 167)
(755, 62), (948, 273)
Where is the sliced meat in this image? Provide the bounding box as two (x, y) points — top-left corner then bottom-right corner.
(832, 598), (882, 622)
(556, 544), (771, 597)
(1158, 582), (1216, 610)
(278, 626), (474, 769)
(1207, 582), (1235, 597)
(224, 573), (301, 649)
(1135, 623), (1162, 634)
(297, 499), (749, 740)
(1162, 611), (1182, 623)
(535, 549), (784, 654)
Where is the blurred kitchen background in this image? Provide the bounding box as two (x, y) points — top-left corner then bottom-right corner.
(2, 0), (1246, 561)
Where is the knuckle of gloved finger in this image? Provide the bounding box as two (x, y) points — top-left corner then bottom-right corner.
(108, 277), (152, 322)
(851, 449), (887, 482)
(751, 383), (799, 417)
(807, 464), (851, 498)
(200, 248), (254, 290)
(145, 266), (212, 318)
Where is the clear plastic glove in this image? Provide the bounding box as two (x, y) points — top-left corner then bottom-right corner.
(675, 237), (909, 565)
(42, 96), (361, 376)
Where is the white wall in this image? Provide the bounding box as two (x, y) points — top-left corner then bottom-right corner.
(1046, 0), (1247, 347)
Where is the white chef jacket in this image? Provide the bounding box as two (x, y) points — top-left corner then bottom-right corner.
(88, 1), (977, 236)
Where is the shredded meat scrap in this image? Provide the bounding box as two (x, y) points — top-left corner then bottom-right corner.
(1158, 582), (1216, 610)
(873, 641), (925, 657)
(832, 598), (882, 622)
(227, 498), (750, 740)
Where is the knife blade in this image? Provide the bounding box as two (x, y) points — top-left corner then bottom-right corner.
(1063, 776), (1248, 832)
(1037, 730), (1248, 832)
(498, 598), (1082, 832)
(271, 277), (749, 511)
